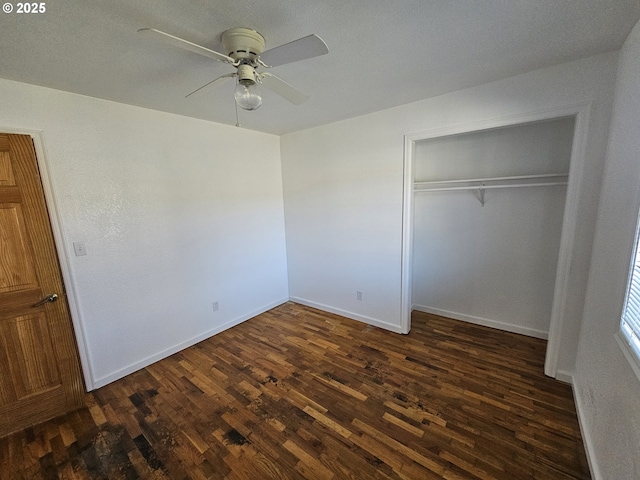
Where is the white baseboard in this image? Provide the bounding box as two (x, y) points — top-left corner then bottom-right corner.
(289, 296), (404, 334)
(568, 375), (602, 480)
(91, 297), (289, 389)
(555, 369), (574, 384)
(412, 304), (548, 339)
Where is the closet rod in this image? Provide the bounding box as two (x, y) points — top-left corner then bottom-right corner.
(415, 181), (568, 193)
(414, 173), (568, 187)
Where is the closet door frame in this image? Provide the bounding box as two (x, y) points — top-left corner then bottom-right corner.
(400, 102), (592, 379)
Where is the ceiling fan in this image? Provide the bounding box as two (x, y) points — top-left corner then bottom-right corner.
(138, 27), (329, 112)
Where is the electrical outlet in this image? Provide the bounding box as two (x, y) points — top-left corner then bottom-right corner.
(212, 301), (219, 312)
(357, 290), (363, 301)
(73, 241), (87, 256)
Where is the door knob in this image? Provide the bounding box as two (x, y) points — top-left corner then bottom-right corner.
(32, 293), (59, 307)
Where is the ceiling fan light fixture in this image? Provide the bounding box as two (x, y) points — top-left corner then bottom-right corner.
(234, 64), (262, 110)
(235, 82), (262, 110)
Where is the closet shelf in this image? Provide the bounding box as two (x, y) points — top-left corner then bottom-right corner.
(414, 173), (568, 193)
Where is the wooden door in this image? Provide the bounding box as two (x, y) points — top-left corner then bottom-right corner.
(0, 133), (84, 437)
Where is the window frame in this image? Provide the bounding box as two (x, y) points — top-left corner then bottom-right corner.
(617, 210), (640, 381)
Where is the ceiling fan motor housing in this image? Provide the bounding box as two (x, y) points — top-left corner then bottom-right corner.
(222, 27), (266, 63)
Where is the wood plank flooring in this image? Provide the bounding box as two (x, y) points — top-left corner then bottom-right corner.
(0, 302), (591, 479)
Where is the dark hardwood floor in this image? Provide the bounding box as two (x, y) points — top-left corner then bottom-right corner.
(0, 302), (590, 479)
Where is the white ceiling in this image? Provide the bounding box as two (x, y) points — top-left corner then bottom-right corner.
(1, 1), (639, 135)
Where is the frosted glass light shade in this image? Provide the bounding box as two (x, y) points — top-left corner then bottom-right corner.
(235, 82), (262, 111)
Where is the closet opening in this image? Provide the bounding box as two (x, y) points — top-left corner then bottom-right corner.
(400, 105), (591, 378)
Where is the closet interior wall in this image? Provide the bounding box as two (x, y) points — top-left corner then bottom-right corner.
(412, 117), (576, 338)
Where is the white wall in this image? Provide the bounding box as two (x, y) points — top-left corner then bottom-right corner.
(281, 53), (617, 373)
(573, 19), (640, 479)
(412, 119), (574, 338)
(0, 78), (289, 389)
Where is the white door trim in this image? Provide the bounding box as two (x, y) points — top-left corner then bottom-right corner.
(400, 102), (592, 378)
(1, 126), (95, 390)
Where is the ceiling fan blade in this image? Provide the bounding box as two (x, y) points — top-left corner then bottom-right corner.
(259, 73), (309, 105)
(138, 28), (235, 64)
(185, 73), (236, 98)
(259, 34), (328, 67)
